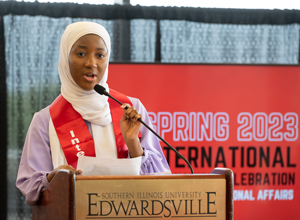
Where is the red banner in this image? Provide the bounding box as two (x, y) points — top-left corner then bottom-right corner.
(108, 64), (300, 220)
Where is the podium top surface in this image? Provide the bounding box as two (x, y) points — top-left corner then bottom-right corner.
(76, 173), (226, 180)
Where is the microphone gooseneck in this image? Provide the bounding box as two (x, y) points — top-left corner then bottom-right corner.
(94, 84), (194, 174)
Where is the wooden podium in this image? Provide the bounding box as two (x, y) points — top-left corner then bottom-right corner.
(32, 168), (233, 220)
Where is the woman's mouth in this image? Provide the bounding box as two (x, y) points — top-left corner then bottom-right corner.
(84, 73), (97, 82)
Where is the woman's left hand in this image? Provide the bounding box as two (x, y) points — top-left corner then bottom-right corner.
(120, 103), (144, 157)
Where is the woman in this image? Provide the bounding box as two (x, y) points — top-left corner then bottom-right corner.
(16, 21), (170, 206)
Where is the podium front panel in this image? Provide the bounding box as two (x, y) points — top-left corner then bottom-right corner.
(75, 175), (226, 220)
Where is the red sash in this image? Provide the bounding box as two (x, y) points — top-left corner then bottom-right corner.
(49, 89), (141, 169)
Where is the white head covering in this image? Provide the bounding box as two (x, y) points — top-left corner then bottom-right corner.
(58, 21), (111, 126)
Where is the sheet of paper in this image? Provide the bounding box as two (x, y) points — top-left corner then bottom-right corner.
(77, 156), (142, 176)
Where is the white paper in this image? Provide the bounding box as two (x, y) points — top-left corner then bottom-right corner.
(77, 156), (142, 176)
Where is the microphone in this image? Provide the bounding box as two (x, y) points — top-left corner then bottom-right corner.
(94, 84), (194, 174)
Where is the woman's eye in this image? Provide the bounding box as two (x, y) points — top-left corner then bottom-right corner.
(97, 53), (105, 58)
(77, 52), (85, 57)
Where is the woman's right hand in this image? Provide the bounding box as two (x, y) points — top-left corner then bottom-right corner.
(46, 165), (82, 182)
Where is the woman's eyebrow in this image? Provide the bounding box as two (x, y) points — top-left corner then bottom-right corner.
(76, 45), (106, 50)
(77, 45), (87, 49)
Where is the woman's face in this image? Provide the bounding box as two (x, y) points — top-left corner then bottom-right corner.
(68, 34), (108, 91)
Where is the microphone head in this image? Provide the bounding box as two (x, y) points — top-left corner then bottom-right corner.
(94, 84), (107, 95)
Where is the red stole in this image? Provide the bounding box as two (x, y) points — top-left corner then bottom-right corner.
(49, 89), (141, 169)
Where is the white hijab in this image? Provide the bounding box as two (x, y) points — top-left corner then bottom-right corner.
(58, 21), (112, 126)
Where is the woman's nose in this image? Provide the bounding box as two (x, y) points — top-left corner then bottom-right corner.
(85, 56), (97, 68)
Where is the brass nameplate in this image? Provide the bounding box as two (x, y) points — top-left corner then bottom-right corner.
(75, 177), (226, 220)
